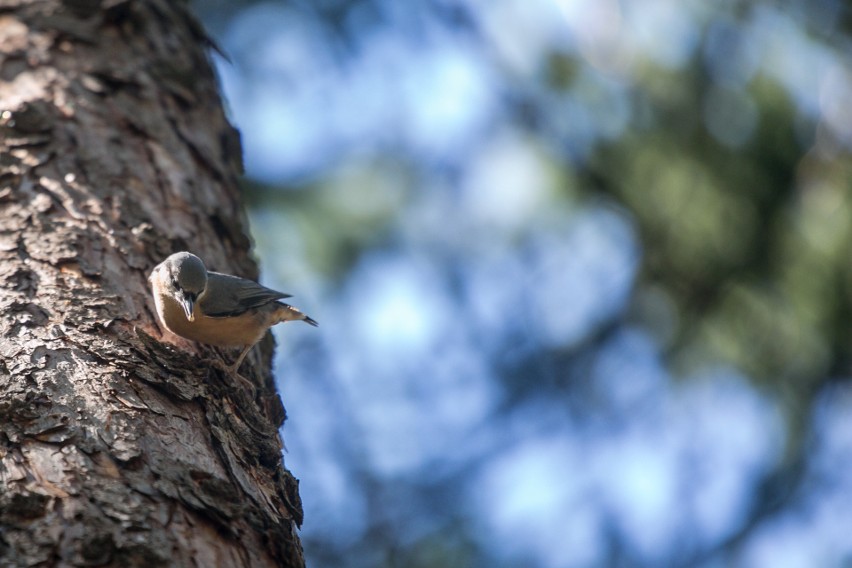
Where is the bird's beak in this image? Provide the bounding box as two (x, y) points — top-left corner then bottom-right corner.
(180, 294), (195, 322)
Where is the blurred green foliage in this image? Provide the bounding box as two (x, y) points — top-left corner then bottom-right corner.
(196, 0), (852, 566)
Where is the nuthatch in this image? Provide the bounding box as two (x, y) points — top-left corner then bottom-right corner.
(149, 252), (317, 378)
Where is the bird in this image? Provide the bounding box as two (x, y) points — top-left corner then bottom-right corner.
(149, 251), (317, 380)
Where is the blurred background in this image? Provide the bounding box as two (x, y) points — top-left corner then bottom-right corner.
(191, 0), (852, 566)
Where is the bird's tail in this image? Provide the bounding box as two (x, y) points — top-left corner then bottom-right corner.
(275, 303), (319, 327)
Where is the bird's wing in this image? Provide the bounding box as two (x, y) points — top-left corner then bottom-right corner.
(200, 271), (292, 317)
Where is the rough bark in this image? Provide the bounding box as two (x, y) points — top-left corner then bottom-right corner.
(0, 1), (304, 566)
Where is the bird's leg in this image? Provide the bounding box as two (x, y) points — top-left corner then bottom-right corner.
(222, 344), (257, 390)
(207, 345), (255, 390)
(227, 344), (253, 375)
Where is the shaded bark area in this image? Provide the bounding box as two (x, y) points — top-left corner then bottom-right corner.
(0, 0), (304, 566)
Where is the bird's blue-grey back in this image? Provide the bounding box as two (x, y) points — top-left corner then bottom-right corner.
(200, 271), (292, 317)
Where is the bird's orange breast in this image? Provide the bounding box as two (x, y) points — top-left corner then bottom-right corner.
(154, 289), (270, 347)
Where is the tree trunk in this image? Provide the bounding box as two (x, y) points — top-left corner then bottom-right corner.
(0, 1), (304, 566)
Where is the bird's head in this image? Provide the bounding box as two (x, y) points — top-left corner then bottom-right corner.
(156, 252), (208, 322)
